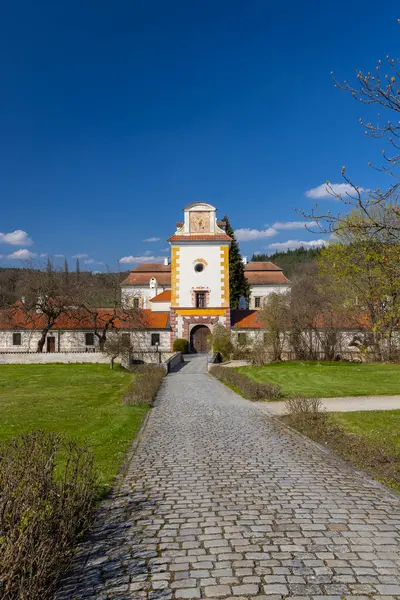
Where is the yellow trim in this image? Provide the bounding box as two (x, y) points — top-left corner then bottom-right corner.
(220, 245), (230, 307)
(171, 247), (180, 306)
(176, 308), (227, 316)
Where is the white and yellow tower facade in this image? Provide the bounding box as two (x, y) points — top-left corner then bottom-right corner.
(168, 202), (231, 352)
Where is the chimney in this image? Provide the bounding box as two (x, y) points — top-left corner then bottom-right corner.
(164, 257), (169, 266)
(242, 256), (248, 265)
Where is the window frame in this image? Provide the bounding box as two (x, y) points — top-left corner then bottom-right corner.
(151, 333), (160, 347)
(195, 292), (206, 308)
(133, 297), (140, 309)
(12, 332), (22, 346)
(85, 332), (95, 346)
(238, 332), (247, 346)
(254, 296), (261, 308)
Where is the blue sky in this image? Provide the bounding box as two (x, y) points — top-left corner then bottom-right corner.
(0, 1), (399, 270)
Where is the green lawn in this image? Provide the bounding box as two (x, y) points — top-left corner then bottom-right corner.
(333, 410), (400, 449)
(237, 361), (400, 398)
(0, 364), (149, 488)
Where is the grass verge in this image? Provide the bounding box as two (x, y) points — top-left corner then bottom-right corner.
(283, 399), (400, 492)
(237, 361), (400, 398)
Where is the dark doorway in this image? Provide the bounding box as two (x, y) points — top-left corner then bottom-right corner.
(190, 325), (211, 353)
(47, 336), (56, 353)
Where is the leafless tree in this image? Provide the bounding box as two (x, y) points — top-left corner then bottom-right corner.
(14, 260), (83, 353)
(258, 292), (291, 361)
(75, 269), (144, 351)
(300, 25), (400, 239)
(104, 332), (131, 369)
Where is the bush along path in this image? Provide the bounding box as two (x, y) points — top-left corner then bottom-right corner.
(55, 355), (400, 599)
(209, 365), (282, 400)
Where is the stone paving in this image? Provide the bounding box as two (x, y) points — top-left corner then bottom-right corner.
(57, 355), (400, 600)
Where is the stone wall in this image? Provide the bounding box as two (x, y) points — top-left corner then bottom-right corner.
(0, 352), (110, 365)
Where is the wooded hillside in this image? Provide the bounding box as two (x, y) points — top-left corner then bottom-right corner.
(251, 247), (322, 277)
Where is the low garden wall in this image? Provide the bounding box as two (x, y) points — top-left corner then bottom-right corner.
(0, 352), (110, 365)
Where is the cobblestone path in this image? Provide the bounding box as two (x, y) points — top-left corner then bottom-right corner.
(58, 356), (400, 600)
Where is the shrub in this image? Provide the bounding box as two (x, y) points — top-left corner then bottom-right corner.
(284, 397), (400, 491)
(210, 365), (282, 401)
(173, 338), (189, 353)
(209, 324), (233, 360)
(124, 364), (165, 404)
(0, 430), (97, 600)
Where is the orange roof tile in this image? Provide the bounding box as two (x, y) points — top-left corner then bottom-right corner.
(121, 272), (172, 286)
(245, 271), (289, 285)
(231, 310), (264, 329)
(131, 263), (171, 272)
(0, 308), (170, 331)
(244, 261), (282, 271)
(150, 290), (171, 303)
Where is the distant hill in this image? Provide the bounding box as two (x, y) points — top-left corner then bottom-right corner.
(251, 247), (322, 278)
(0, 267), (130, 308)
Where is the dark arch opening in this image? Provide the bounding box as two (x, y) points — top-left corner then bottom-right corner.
(190, 325), (211, 353)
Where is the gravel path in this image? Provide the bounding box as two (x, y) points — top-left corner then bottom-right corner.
(57, 355), (400, 600)
(260, 396), (400, 416)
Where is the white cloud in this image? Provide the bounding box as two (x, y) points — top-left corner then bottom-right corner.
(84, 259), (104, 265)
(0, 230), (33, 246)
(234, 227), (277, 241)
(305, 182), (366, 200)
(143, 237), (161, 242)
(267, 239), (327, 251)
(54, 253), (65, 258)
(119, 255), (165, 264)
(160, 247), (169, 252)
(8, 249), (37, 260)
(272, 220), (317, 230)
(72, 253), (88, 259)
(40, 253), (48, 257)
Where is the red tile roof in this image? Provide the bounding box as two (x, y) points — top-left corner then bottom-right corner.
(231, 309), (373, 330)
(150, 289), (171, 303)
(131, 264), (171, 272)
(231, 310), (264, 329)
(0, 308), (170, 331)
(121, 264), (172, 286)
(244, 261), (282, 271)
(168, 233), (232, 242)
(245, 271), (289, 285)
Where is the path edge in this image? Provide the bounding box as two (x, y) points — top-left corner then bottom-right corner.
(257, 402), (400, 502)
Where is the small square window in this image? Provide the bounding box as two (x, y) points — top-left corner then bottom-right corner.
(151, 333), (160, 346)
(13, 332), (21, 346)
(238, 332), (247, 345)
(254, 296), (261, 308)
(85, 333), (94, 346)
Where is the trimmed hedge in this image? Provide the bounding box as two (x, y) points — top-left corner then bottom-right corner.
(124, 364), (165, 404)
(173, 338), (189, 353)
(210, 365), (282, 401)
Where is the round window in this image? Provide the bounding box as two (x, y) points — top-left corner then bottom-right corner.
(194, 263), (204, 273)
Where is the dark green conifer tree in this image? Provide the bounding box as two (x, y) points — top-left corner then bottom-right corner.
(222, 215), (250, 309)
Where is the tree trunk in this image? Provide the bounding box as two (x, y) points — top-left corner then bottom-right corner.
(37, 331), (47, 353)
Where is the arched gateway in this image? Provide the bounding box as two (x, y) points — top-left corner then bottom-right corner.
(190, 325), (211, 353)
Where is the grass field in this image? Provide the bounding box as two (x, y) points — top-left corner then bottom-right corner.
(333, 410), (400, 449)
(0, 364), (149, 488)
(237, 361), (400, 398)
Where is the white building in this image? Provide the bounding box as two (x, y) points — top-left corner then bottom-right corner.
(0, 202), (291, 354)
